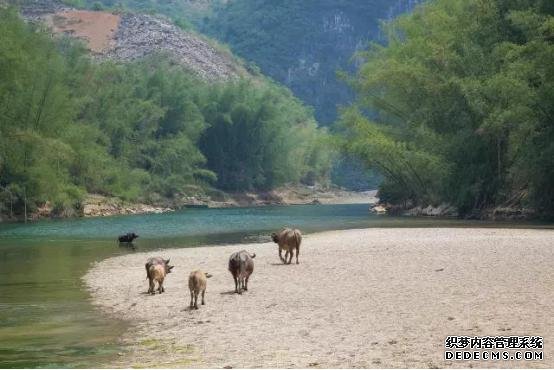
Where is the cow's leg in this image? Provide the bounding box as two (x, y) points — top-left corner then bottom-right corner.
(245, 276), (249, 291)
(284, 250), (289, 264)
(158, 278), (164, 294)
(296, 246), (300, 264)
(194, 291), (199, 309)
(201, 290), (205, 305)
(189, 290), (194, 308)
(148, 278), (155, 294)
(279, 246), (285, 262)
(288, 249), (293, 264)
(238, 278), (243, 295)
(234, 276), (238, 293)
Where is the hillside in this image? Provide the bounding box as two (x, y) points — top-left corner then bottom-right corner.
(0, 5), (332, 221)
(37, 0), (425, 190)
(71, 0), (423, 124)
(199, 0), (423, 124)
(16, 0), (245, 81)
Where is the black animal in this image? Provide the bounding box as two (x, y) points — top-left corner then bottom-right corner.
(118, 232), (138, 243)
(228, 250), (255, 294)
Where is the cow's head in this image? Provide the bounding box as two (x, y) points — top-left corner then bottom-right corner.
(164, 259), (174, 274)
(270, 232), (279, 243)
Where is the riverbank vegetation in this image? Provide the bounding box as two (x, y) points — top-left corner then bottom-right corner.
(340, 0), (554, 218)
(0, 8), (332, 219)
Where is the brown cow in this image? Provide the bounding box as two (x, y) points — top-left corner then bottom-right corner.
(271, 228), (302, 264)
(228, 250), (255, 294)
(145, 257), (174, 294)
(188, 270), (212, 309)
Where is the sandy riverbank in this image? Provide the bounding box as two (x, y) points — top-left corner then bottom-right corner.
(84, 228), (554, 368)
(28, 187), (376, 221)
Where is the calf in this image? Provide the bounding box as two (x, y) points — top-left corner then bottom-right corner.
(118, 232), (138, 243)
(188, 270), (212, 309)
(271, 228), (302, 264)
(228, 250), (255, 294)
(145, 257), (174, 294)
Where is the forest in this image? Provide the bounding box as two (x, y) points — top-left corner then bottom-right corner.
(0, 7), (331, 218)
(340, 0), (554, 217)
(197, 0), (411, 190)
(2, 0), (553, 220)
(62, 0), (418, 191)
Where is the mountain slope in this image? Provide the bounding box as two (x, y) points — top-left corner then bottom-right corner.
(199, 0), (424, 123)
(0, 5), (332, 220)
(45, 0), (423, 122)
(16, 0), (245, 81)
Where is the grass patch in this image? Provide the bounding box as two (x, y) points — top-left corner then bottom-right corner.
(134, 339), (198, 367)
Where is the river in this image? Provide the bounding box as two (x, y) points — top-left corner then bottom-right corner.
(0, 203), (549, 367)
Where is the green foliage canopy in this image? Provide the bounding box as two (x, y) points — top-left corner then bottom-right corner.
(341, 0), (554, 216)
(0, 8), (331, 217)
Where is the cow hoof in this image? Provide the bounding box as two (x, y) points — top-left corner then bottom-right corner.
(201, 302), (205, 305)
(194, 306), (199, 310)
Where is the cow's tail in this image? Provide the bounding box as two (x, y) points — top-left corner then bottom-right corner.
(239, 261), (247, 283)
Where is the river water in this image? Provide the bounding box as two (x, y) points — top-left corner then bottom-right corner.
(0, 204), (549, 367)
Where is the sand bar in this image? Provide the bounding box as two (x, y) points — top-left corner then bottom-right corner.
(84, 228), (554, 368)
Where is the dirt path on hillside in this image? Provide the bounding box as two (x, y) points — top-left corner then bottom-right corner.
(47, 10), (119, 52)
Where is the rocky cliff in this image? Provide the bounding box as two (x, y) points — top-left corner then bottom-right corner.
(104, 12), (243, 80)
(15, 0), (245, 81)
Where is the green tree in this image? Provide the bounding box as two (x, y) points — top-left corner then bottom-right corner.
(341, 0), (554, 217)
(0, 8), (81, 218)
(199, 80), (331, 191)
(0, 8), (332, 218)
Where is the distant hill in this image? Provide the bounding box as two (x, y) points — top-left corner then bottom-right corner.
(196, 0), (423, 189)
(14, 0), (246, 81)
(36, 0), (423, 122)
(199, 0), (424, 124)
(51, 0), (422, 189)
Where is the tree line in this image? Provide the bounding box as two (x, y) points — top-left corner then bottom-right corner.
(0, 8), (332, 218)
(340, 0), (554, 218)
